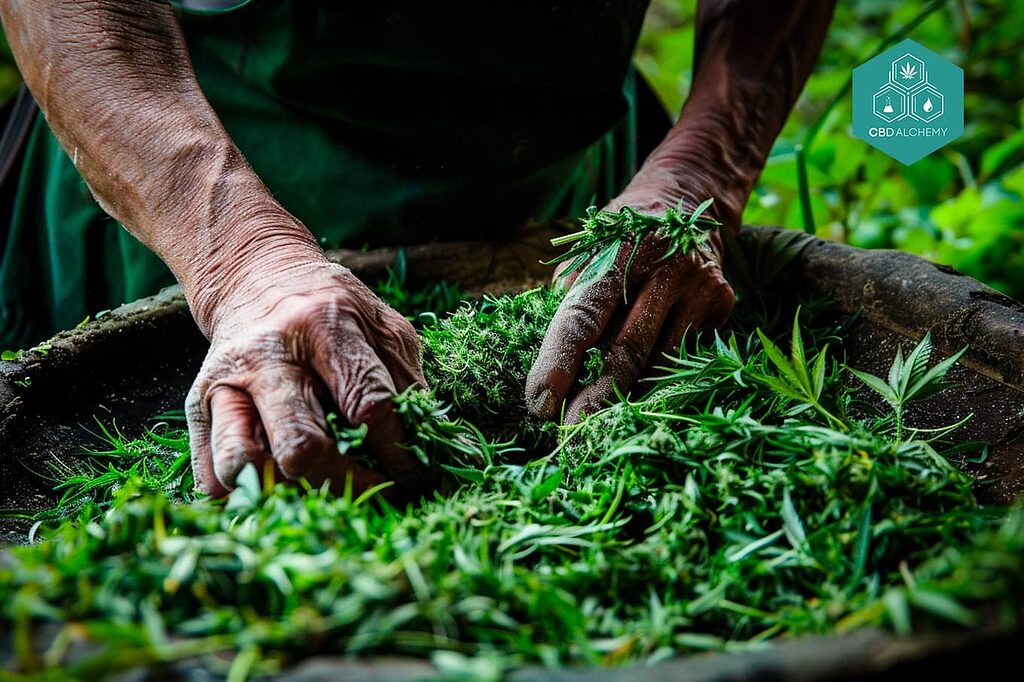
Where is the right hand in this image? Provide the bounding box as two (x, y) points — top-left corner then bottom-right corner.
(184, 254), (427, 499)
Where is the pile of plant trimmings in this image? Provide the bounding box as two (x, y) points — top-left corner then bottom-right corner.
(2, 206), (1023, 680)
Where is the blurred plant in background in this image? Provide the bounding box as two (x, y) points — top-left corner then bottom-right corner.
(638, 0), (1024, 298)
(0, 2), (1020, 295)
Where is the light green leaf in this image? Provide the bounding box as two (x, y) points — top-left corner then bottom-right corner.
(848, 367), (898, 407)
(900, 332), (933, 396)
(781, 489), (807, 549)
(888, 344), (905, 396)
(757, 329), (802, 390)
(909, 589), (975, 626)
(531, 467), (564, 502)
(851, 504), (872, 583)
(812, 344), (829, 399)
(790, 308), (810, 391)
(883, 589), (912, 636)
(907, 346), (968, 401)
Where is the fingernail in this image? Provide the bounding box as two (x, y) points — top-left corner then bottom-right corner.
(531, 387), (557, 419)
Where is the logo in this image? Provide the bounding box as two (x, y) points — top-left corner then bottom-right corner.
(852, 39), (963, 165)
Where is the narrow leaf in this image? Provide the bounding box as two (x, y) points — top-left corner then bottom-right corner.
(848, 367), (899, 407)
(907, 346), (968, 401)
(781, 489), (807, 549)
(757, 329), (803, 390)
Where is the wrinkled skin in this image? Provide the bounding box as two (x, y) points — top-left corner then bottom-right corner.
(527, 177), (735, 424)
(0, 0), (427, 497)
(186, 258), (426, 497)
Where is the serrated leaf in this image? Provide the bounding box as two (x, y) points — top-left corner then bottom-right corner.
(812, 344), (829, 399)
(901, 333), (932, 396)
(888, 344), (905, 395)
(848, 367), (899, 407)
(689, 197), (716, 223)
(760, 375), (809, 403)
(757, 329), (803, 391)
(790, 309), (811, 391)
(907, 346), (968, 401)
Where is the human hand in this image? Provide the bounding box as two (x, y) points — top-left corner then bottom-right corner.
(184, 254), (426, 498)
(526, 172), (735, 424)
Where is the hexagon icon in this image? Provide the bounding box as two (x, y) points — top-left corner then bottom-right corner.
(910, 84), (943, 123)
(873, 84), (906, 123)
(890, 53), (926, 91)
(852, 39), (964, 165)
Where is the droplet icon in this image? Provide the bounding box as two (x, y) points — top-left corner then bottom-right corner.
(923, 98), (934, 113)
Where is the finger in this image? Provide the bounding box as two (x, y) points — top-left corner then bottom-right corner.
(526, 265), (625, 419)
(310, 322), (426, 488)
(209, 385), (272, 491)
(185, 381), (228, 498)
(247, 361), (345, 487)
(656, 267), (735, 362)
(564, 275), (681, 423)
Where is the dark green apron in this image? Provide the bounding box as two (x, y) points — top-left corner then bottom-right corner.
(0, 1), (651, 348)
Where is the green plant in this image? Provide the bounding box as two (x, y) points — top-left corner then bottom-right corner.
(547, 202), (719, 293)
(372, 249), (465, 325)
(847, 332), (967, 440)
(420, 287), (562, 450)
(2, 294), (1020, 680)
(27, 415), (194, 520)
(754, 308), (842, 428)
(640, 1), (1024, 299)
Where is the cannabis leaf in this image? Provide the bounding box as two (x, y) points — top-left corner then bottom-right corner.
(755, 308), (844, 429)
(900, 62), (917, 79)
(847, 332), (967, 440)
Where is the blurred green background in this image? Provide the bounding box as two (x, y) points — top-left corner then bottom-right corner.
(0, 1), (1022, 296)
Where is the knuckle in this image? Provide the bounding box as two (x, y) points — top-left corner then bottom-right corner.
(185, 384), (207, 425)
(273, 420), (332, 479)
(556, 297), (606, 345)
(703, 274), (736, 315)
(608, 335), (648, 376)
(392, 315), (420, 350)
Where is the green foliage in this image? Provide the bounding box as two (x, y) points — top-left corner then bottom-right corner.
(420, 287), (563, 450)
(847, 332), (968, 440)
(2, 292), (1021, 679)
(26, 416), (194, 521)
(754, 308), (840, 427)
(372, 249), (465, 326)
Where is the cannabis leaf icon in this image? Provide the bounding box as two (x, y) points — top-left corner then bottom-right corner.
(900, 62), (917, 80)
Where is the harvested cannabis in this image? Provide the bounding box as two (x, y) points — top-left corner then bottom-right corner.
(421, 287), (563, 450)
(2, 287), (1022, 680)
(547, 201), (720, 287)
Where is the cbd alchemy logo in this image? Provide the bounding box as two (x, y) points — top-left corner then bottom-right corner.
(852, 39), (963, 165)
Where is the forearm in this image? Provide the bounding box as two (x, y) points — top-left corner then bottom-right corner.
(0, 0), (321, 333)
(638, 0), (836, 229)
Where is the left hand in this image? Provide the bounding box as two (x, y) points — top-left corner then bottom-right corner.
(526, 170), (735, 424)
